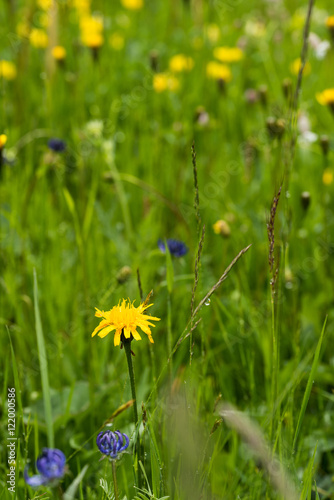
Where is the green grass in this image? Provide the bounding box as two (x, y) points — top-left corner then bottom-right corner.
(1, 0), (334, 498)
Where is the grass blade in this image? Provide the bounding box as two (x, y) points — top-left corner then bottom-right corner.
(299, 443), (317, 500)
(63, 464), (89, 500)
(165, 241), (174, 295)
(292, 316), (327, 451)
(6, 326), (23, 432)
(33, 269), (54, 448)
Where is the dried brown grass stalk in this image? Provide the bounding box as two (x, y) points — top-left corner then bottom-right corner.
(170, 244), (252, 357)
(190, 224), (206, 317)
(218, 402), (298, 500)
(192, 244), (252, 320)
(192, 141), (201, 233)
(267, 186), (282, 290)
(136, 268), (144, 302)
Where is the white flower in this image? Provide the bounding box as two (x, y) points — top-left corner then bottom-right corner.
(299, 131), (318, 144)
(298, 112), (318, 144)
(85, 120), (104, 138)
(309, 32), (330, 60)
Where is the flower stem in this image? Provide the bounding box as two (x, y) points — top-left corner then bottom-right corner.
(112, 460), (119, 500)
(124, 341), (138, 425)
(123, 340), (141, 487)
(167, 293), (173, 382)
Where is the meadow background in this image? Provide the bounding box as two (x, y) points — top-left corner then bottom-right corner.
(1, 0), (334, 498)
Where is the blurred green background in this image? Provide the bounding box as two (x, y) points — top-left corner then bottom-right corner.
(1, 0), (334, 498)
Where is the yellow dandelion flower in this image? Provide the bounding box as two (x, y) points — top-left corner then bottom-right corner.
(325, 16), (334, 28)
(92, 297), (160, 346)
(52, 46), (66, 60)
(80, 15), (103, 34)
(81, 31), (104, 48)
(206, 61), (232, 81)
(204, 24), (220, 43)
(316, 88), (334, 106)
(38, 0), (52, 9)
(109, 33), (125, 50)
(73, 0), (91, 15)
(169, 54), (194, 73)
(121, 0), (143, 10)
(290, 58), (311, 76)
(80, 15), (104, 48)
(29, 28), (48, 48)
(0, 61), (17, 80)
(0, 134), (7, 148)
(153, 73), (180, 92)
(323, 168), (333, 185)
(213, 219), (231, 237)
(213, 46), (243, 63)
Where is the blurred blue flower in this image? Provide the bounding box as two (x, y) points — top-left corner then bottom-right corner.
(158, 239), (188, 257)
(24, 448), (66, 487)
(96, 430), (129, 459)
(48, 138), (66, 152)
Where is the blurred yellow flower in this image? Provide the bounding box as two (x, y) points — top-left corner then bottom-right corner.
(121, 0), (143, 10)
(29, 28), (48, 48)
(82, 32), (104, 48)
(206, 61), (232, 81)
(169, 54), (194, 72)
(325, 16), (334, 28)
(73, 0), (90, 8)
(153, 73), (179, 92)
(80, 15), (104, 48)
(0, 134), (7, 148)
(323, 168), (333, 185)
(38, 0), (52, 9)
(73, 0), (91, 14)
(214, 46), (243, 63)
(213, 219), (231, 237)
(0, 61), (17, 80)
(80, 15), (103, 34)
(52, 46), (67, 60)
(204, 24), (220, 43)
(290, 58), (311, 76)
(92, 298), (160, 346)
(316, 88), (334, 107)
(290, 12), (305, 31)
(109, 33), (125, 50)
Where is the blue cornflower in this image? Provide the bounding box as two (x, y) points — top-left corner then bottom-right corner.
(24, 448), (66, 487)
(158, 239), (188, 257)
(48, 138), (66, 152)
(96, 430), (129, 459)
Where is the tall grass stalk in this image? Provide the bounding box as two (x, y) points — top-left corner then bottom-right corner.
(165, 242), (174, 380)
(123, 339), (141, 487)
